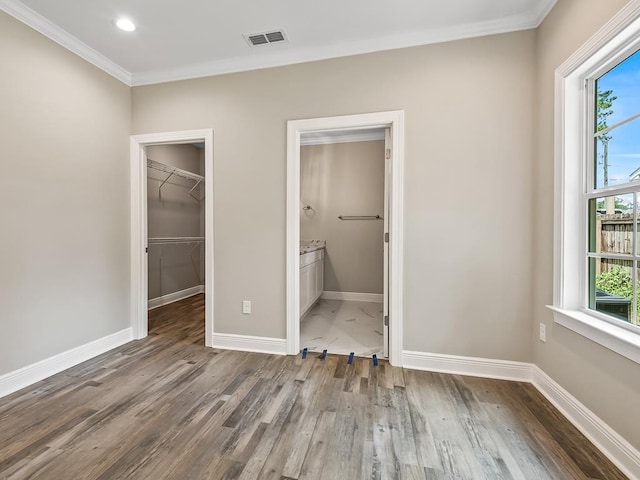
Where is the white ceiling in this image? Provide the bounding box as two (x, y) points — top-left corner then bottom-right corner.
(1, 0), (557, 86)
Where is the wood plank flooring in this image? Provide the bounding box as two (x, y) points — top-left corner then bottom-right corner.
(0, 294), (628, 479)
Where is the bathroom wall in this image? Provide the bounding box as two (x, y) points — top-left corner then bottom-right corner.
(301, 140), (385, 294)
(147, 144), (204, 300)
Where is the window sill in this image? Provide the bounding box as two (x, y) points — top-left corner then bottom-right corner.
(547, 306), (640, 365)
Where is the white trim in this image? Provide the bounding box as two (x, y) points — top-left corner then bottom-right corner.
(287, 111), (404, 366)
(532, 366), (640, 480)
(531, 0), (558, 27)
(211, 333), (287, 355)
(2, 0), (556, 87)
(131, 6), (555, 86)
(400, 351), (640, 477)
(0, 328), (133, 399)
(3, 331), (636, 477)
(148, 285), (205, 310)
(0, 0), (131, 85)
(552, 1), (640, 363)
(321, 291), (383, 303)
(595, 110), (640, 138)
(556, 1), (640, 78)
(402, 351), (532, 382)
(548, 307), (640, 365)
(1, 0), (557, 88)
(130, 129), (214, 347)
(300, 131), (385, 146)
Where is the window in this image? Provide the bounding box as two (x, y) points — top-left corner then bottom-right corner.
(587, 49), (640, 328)
(552, 3), (640, 365)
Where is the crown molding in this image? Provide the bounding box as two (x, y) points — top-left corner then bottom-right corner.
(2, 0), (557, 88)
(531, 0), (559, 27)
(556, 0), (640, 77)
(0, 0), (132, 85)
(131, 1), (557, 86)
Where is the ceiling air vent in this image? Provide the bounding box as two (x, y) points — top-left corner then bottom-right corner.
(244, 29), (288, 47)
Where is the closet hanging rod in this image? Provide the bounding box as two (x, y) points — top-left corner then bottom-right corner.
(338, 215), (382, 220)
(148, 236), (205, 245)
(147, 159), (204, 184)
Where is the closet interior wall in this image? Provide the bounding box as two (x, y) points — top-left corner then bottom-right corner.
(147, 144), (205, 305)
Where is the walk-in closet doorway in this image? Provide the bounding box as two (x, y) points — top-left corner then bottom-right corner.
(130, 129), (214, 346)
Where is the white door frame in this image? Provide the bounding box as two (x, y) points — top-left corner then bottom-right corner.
(130, 129), (214, 346)
(286, 111), (404, 366)
(383, 127), (391, 358)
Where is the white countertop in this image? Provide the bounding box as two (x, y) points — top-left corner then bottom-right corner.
(300, 240), (325, 254)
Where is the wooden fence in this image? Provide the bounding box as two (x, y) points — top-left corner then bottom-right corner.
(596, 213), (634, 274)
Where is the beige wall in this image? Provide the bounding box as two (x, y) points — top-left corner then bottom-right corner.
(132, 29), (536, 360)
(301, 141), (384, 294)
(147, 145), (204, 299)
(0, 12), (131, 375)
(4, 0), (640, 457)
(534, 0), (640, 450)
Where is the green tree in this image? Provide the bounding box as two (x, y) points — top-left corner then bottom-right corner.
(596, 264), (636, 323)
(597, 89), (617, 188)
(596, 265), (632, 298)
(596, 197), (633, 211)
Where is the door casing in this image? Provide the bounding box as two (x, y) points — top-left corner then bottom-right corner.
(286, 111), (405, 366)
(130, 129), (214, 346)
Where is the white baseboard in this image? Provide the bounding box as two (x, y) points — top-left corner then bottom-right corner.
(402, 350), (532, 382)
(148, 285), (204, 310)
(532, 366), (640, 480)
(212, 333), (287, 355)
(400, 350), (640, 478)
(321, 291), (383, 303)
(0, 328), (133, 399)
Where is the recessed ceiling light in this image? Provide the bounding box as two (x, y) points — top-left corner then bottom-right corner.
(114, 18), (136, 32)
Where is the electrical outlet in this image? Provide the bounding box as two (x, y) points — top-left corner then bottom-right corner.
(242, 300), (251, 314)
(539, 323), (546, 342)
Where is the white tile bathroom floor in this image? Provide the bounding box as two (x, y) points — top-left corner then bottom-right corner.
(300, 299), (384, 357)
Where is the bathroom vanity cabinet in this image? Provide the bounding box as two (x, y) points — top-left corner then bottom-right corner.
(300, 248), (324, 318)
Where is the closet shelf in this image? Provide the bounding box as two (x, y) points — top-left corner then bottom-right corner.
(147, 159), (203, 183)
(148, 237), (205, 245)
(147, 158), (204, 201)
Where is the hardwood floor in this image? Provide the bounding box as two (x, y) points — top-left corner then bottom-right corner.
(0, 294), (628, 479)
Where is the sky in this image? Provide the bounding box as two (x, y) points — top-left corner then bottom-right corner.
(595, 48), (640, 190)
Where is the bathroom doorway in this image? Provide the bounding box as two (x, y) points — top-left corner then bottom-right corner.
(299, 133), (386, 358)
(286, 111), (404, 366)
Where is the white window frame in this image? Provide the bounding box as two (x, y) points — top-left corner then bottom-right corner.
(550, 0), (640, 366)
